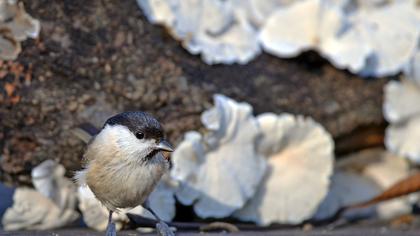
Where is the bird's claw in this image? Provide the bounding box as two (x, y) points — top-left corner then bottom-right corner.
(105, 222), (117, 236)
(156, 221), (175, 236)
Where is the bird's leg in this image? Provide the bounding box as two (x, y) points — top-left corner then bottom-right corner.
(105, 210), (117, 236)
(143, 200), (175, 236)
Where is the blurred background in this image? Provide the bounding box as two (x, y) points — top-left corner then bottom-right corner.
(0, 0), (419, 235)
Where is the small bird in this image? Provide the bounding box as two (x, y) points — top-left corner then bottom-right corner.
(75, 111), (175, 236)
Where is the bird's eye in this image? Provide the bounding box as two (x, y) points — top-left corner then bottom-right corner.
(135, 132), (145, 139)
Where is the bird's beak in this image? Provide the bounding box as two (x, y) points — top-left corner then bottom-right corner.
(156, 140), (174, 152)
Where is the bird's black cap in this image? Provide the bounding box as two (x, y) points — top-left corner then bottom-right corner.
(104, 111), (164, 140)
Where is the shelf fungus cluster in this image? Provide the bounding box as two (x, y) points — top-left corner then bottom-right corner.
(2, 160), (79, 230)
(260, 0), (419, 77)
(234, 113), (334, 225)
(171, 94), (267, 218)
(314, 149), (414, 221)
(384, 50), (420, 163)
(137, 0), (260, 65)
(137, 0), (419, 77)
(171, 94), (335, 225)
(0, 0), (40, 60)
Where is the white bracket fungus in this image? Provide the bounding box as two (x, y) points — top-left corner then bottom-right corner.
(138, 0), (419, 77)
(234, 113), (334, 225)
(362, 150), (413, 219)
(315, 149), (413, 221)
(31, 160), (78, 211)
(383, 80), (420, 124)
(137, 0), (260, 65)
(384, 51), (420, 163)
(386, 116), (420, 163)
(171, 94), (267, 218)
(356, 1), (420, 77)
(2, 188), (79, 230)
(259, 0), (419, 76)
(0, 0), (40, 60)
(2, 160), (79, 230)
(232, 0), (295, 28)
(259, 0), (348, 58)
(136, 0), (175, 25)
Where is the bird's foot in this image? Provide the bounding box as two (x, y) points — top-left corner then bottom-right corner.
(105, 222), (117, 236)
(156, 221), (175, 236)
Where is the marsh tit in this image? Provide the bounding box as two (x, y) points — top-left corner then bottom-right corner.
(75, 111), (175, 236)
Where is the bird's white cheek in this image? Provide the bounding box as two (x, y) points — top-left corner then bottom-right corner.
(118, 138), (156, 161)
(118, 138), (147, 159)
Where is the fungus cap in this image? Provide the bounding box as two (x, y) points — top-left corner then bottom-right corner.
(171, 94), (267, 218)
(234, 113), (334, 225)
